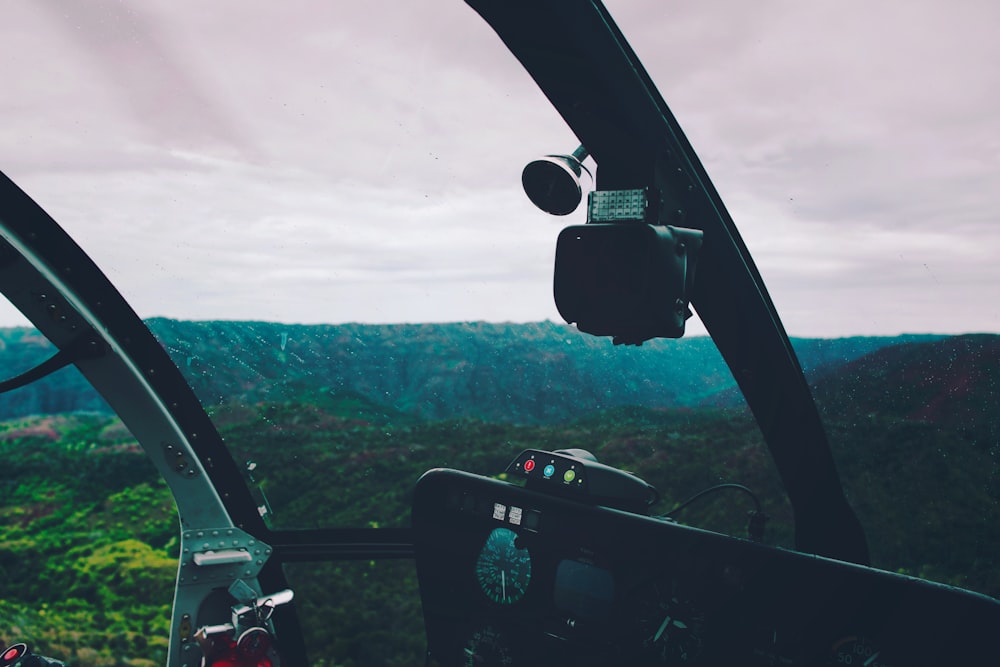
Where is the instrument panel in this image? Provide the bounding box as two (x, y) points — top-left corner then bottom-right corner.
(412, 468), (999, 666)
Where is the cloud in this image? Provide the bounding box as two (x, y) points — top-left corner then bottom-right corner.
(11, 150), (564, 325)
(609, 0), (1000, 335)
(1, 0), (998, 336)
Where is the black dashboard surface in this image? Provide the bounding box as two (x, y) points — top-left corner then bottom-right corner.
(412, 468), (999, 666)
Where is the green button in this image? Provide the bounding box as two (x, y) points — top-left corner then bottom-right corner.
(563, 469), (576, 483)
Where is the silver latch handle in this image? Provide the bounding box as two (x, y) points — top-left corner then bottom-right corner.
(192, 549), (254, 566)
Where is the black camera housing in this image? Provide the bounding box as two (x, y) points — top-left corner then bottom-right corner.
(554, 222), (702, 344)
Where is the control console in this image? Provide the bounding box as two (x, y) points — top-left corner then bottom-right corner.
(412, 464), (1000, 666)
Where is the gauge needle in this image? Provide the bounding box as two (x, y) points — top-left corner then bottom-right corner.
(502, 570), (507, 600)
(654, 616), (671, 642)
(864, 651), (881, 667)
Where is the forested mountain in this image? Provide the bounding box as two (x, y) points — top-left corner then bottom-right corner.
(812, 334), (1000, 446)
(0, 328), (111, 418)
(0, 320), (944, 423)
(2, 329), (998, 667)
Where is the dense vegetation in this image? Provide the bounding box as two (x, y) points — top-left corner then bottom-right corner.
(0, 321), (943, 423)
(0, 415), (175, 667)
(1, 331), (998, 666)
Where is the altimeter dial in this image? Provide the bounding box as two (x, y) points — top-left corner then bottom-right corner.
(828, 635), (893, 667)
(475, 527), (531, 605)
(464, 626), (513, 666)
(635, 582), (706, 664)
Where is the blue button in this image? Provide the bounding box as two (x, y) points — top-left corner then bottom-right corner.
(543, 464), (556, 478)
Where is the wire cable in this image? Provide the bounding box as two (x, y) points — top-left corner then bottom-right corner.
(661, 483), (768, 542)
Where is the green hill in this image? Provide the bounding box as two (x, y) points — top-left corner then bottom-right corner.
(2, 328), (998, 666)
(0, 320), (944, 423)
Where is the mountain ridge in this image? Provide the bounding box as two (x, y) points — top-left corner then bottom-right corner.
(0, 319), (960, 423)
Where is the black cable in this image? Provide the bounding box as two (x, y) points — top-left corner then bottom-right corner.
(661, 483), (768, 542)
(0, 333), (104, 395)
(665, 483), (761, 517)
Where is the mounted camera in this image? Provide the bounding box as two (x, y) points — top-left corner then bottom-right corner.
(522, 148), (703, 344)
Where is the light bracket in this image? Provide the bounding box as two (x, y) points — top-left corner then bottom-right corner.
(587, 188), (653, 224)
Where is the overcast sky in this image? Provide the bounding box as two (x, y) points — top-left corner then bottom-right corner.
(1, 0), (998, 337)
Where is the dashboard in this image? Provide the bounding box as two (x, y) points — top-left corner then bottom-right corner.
(412, 465), (1000, 666)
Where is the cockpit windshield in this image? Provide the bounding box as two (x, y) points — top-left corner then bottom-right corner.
(1, 2), (999, 666)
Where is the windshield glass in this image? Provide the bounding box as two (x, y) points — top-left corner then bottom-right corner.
(2, 4), (999, 661)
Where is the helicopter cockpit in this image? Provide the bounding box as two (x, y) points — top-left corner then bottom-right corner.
(2, 1), (999, 666)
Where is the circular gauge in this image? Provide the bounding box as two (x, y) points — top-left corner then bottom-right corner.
(464, 626), (513, 666)
(475, 527), (531, 605)
(828, 635), (892, 667)
(637, 586), (706, 664)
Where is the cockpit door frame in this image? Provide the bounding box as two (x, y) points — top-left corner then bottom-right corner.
(0, 172), (312, 667)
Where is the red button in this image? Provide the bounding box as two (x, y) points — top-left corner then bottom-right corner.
(523, 459), (535, 472)
(3, 646), (25, 664)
